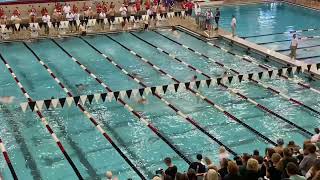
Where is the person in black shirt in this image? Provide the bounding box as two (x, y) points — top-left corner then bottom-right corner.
(164, 157), (178, 179)
(214, 8), (220, 30)
(189, 154), (206, 174)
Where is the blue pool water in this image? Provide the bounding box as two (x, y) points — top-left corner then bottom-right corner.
(0, 28), (319, 179)
(217, 2), (320, 63)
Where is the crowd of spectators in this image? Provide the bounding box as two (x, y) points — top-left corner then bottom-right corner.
(146, 128), (320, 180)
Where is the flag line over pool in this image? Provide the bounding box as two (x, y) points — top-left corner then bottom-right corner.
(20, 63), (320, 112)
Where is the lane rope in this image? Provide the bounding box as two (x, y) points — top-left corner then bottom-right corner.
(276, 44), (320, 52)
(240, 27), (320, 39)
(50, 38), (192, 166)
(132, 31), (313, 137)
(22, 42), (147, 180)
(0, 138), (18, 180)
(256, 35), (320, 45)
(0, 53), (84, 180)
(105, 34), (278, 146)
(80, 36), (238, 156)
(171, 30), (320, 118)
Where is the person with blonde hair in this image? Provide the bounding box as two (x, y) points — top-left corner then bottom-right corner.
(204, 169), (219, 180)
(219, 146), (230, 161)
(243, 158), (260, 180)
(223, 160), (242, 180)
(106, 171), (113, 180)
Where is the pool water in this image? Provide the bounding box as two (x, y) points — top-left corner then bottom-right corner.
(216, 2), (320, 63)
(0, 29), (319, 179)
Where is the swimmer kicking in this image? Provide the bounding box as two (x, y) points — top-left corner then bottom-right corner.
(0, 96), (15, 104)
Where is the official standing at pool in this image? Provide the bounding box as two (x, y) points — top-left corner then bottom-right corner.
(290, 34), (298, 59)
(214, 8), (220, 30)
(231, 15), (236, 37)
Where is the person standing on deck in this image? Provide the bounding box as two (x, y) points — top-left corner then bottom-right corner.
(214, 8), (220, 30)
(230, 15), (236, 37)
(290, 34), (298, 59)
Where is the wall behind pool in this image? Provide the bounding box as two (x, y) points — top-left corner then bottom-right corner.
(212, 2), (320, 37)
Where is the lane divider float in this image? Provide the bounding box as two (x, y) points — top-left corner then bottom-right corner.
(241, 27), (320, 39)
(257, 35), (320, 45)
(105, 34), (278, 146)
(50, 38), (192, 166)
(80, 36), (238, 156)
(0, 53), (84, 180)
(22, 42), (147, 180)
(132, 32), (313, 137)
(163, 30), (320, 118)
(0, 138), (18, 180)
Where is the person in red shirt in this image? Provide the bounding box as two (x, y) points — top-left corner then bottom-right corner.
(73, 4), (78, 13)
(185, 0), (193, 16)
(135, 0), (141, 12)
(55, 2), (62, 14)
(145, 0), (151, 10)
(96, 2), (102, 14)
(0, 7), (7, 24)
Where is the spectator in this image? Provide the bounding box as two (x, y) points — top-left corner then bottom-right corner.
(176, 172), (188, 180)
(187, 168), (197, 180)
(106, 171), (113, 180)
(265, 153), (282, 180)
(311, 128), (320, 143)
(305, 159), (320, 180)
(41, 12), (50, 35)
(274, 138), (285, 155)
(286, 162), (306, 180)
(63, 3), (71, 15)
(163, 157), (177, 179)
(278, 148), (298, 178)
(219, 146), (230, 162)
(203, 156), (213, 169)
(239, 153), (251, 176)
(189, 154), (206, 174)
(219, 158), (229, 179)
(243, 158), (260, 180)
(204, 169), (219, 180)
(287, 141), (301, 154)
(299, 143), (317, 175)
(223, 160), (242, 180)
(252, 149), (263, 165)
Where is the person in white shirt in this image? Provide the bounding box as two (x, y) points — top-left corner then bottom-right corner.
(230, 15), (236, 37)
(42, 13), (50, 34)
(119, 4), (127, 30)
(194, 2), (201, 25)
(119, 4), (127, 17)
(311, 128), (320, 143)
(290, 34), (298, 59)
(10, 13), (21, 33)
(66, 12), (75, 32)
(63, 4), (71, 15)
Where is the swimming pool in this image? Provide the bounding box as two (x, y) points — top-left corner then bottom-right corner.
(217, 2), (320, 63)
(0, 28), (319, 179)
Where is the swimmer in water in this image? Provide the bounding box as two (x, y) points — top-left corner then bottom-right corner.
(75, 83), (86, 91)
(132, 73), (143, 81)
(171, 26), (180, 38)
(137, 97), (148, 104)
(0, 96), (15, 104)
(192, 75), (197, 81)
